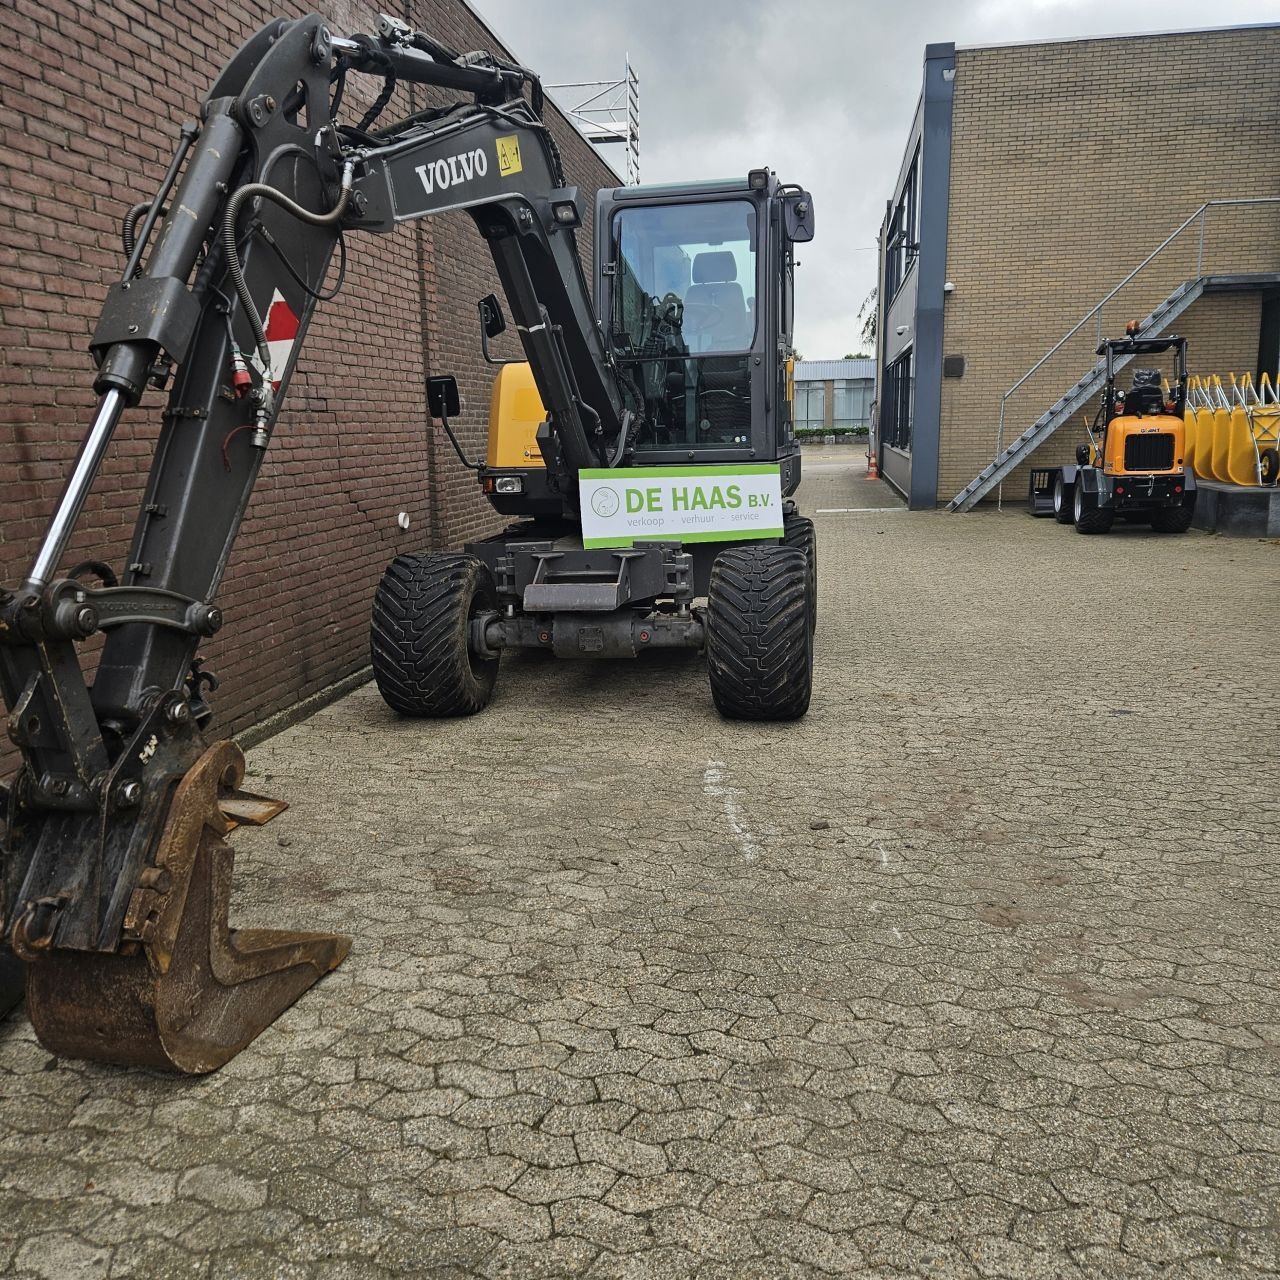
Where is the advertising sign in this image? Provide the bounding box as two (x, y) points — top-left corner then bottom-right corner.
(579, 464), (784, 549)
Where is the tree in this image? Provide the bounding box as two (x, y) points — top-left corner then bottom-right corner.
(843, 352), (872, 360)
(856, 286), (877, 348)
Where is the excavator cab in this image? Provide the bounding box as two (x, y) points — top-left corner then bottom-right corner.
(374, 170), (818, 725)
(481, 173), (812, 515)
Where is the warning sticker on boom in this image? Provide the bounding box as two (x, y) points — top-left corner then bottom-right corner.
(495, 135), (523, 177)
(248, 289), (300, 391)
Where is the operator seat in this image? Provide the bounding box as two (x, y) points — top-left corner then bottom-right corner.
(683, 251), (750, 352)
(1128, 367), (1166, 415)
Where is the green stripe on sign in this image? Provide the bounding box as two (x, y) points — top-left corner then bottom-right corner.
(583, 527), (785, 549)
(579, 464), (781, 480)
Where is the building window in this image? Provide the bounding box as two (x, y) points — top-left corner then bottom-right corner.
(883, 148), (920, 304)
(881, 352), (914, 450)
(794, 382), (826, 430)
(833, 379), (872, 428)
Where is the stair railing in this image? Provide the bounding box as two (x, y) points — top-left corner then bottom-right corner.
(991, 196), (1280, 505)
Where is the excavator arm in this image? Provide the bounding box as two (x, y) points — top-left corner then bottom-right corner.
(0, 11), (632, 1069)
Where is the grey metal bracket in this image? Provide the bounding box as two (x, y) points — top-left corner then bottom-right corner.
(522, 549), (647, 612)
(27, 581), (225, 642)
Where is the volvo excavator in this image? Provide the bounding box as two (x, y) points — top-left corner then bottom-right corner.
(0, 12), (816, 1070)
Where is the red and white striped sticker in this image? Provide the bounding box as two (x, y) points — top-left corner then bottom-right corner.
(251, 290), (300, 390)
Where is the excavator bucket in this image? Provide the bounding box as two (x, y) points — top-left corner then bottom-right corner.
(12, 740), (349, 1073)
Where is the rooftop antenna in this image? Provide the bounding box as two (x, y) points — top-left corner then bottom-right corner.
(548, 54), (640, 184)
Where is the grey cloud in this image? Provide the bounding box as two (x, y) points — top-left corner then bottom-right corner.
(469, 0), (1276, 356)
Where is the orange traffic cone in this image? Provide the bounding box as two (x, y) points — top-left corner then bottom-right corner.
(866, 450), (879, 480)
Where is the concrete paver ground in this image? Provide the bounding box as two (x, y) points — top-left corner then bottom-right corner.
(2, 446), (1278, 1278)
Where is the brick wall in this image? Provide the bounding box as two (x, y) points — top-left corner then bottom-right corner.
(0, 0), (617, 771)
(938, 26), (1280, 503)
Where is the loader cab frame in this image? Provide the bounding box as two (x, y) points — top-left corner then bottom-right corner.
(596, 174), (807, 486)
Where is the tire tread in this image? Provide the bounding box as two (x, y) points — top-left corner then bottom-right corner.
(370, 553), (498, 717)
(706, 545), (812, 721)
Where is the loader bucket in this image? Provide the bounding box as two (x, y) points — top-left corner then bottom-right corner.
(13, 740), (350, 1073)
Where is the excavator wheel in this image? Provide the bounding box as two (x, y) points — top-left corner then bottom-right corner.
(706, 545), (812, 721)
(371, 553), (499, 716)
(1150, 504), (1195, 534)
(783, 512), (818, 631)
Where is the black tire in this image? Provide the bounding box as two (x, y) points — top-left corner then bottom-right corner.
(1073, 482), (1114, 535)
(1052, 473), (1074, 524)
(783, 513), (817, 631)
(706, 545), (811, 721)
(1150, 504), (1195, 534)
(1260, 448), (1279, 486)
(371, 553), (499, 716)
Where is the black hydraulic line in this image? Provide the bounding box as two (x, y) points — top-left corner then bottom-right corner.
(329, 57), (350, 121)
(221, 160), (355, 370)
(120, 123), (199, 281)
(408, 31), (461, 63)
(356, 70), (397, 134)
(256, 223), (349, 303)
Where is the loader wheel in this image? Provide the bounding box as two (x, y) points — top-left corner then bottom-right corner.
(1073, 483), (1113, 535)
(1260, 448), (1279, 486)
(371, 553), (499, 716)
(1052, 473), (1074, 524)
(706, 545), (812, 721)
(1150, 504), (1195, 534)
(783, 513), (818, 630)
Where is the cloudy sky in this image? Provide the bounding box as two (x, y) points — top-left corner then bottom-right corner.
(469, 0), (1275, 359)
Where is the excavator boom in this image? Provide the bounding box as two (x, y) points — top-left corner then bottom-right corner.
(0, 11), (635, 1066)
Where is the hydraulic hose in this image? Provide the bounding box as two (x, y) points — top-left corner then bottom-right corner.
(221, 159), (355, 376)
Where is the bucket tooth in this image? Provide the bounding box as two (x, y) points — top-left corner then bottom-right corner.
(18, 740), (350, 1074)
(219, 789), (289, 830)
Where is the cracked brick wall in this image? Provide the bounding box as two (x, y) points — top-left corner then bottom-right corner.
(938, 25), (1280, 503)
(0, 0), (617, 770)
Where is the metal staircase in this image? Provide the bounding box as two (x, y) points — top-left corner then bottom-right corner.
(947, 279), (1205, 511)
(946, 196), (1280, 513)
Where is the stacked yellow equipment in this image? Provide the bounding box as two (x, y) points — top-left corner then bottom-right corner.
(1185, 374), (1280, 486)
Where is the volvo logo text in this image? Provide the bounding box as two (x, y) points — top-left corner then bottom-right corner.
(414, 148), (489, 196)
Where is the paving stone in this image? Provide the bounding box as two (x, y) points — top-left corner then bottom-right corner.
(14, 1232), (113, 1280)
(552, 1196), (653, 1251)
(3, 453), (1278, 1276)
(453, 1188), (551, 1243)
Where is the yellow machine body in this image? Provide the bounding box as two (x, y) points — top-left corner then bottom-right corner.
(1101, 413), (1184, 475)
(486, 362), (547, 469)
